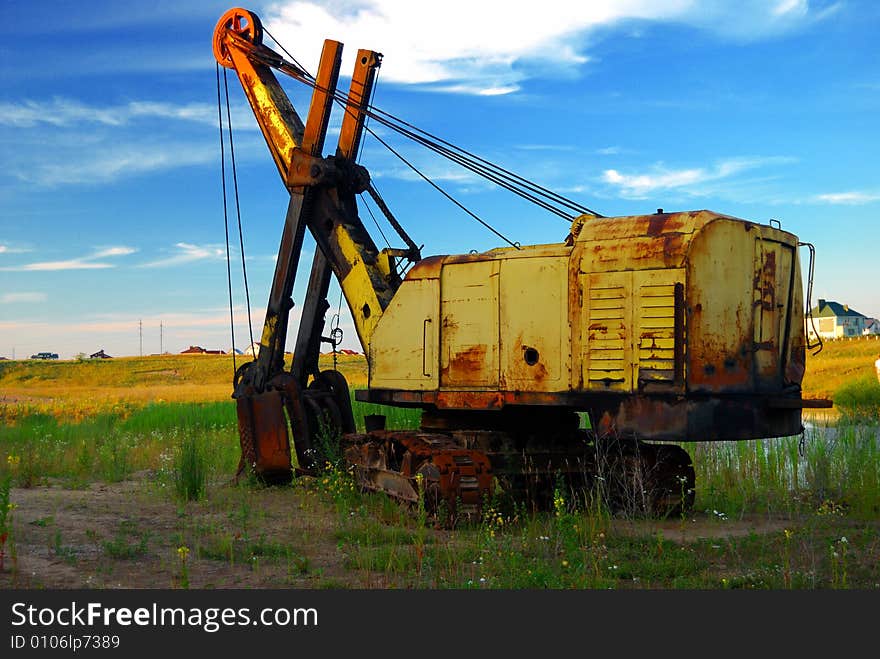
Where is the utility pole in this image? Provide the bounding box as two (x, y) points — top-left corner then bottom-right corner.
(160, 321), (164, 354)
(139, 319), (143, 357)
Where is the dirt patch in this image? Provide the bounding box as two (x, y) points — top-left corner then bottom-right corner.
(0, 474), (810, 590)
(613, 516), (791, 544)
(1, 475), (351, 590)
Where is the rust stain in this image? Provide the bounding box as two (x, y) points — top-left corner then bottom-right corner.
(436, 390), (503, 410)
(646, 214), (669, 237)
(450, 345), (486, 371)
(759, 249), (776, 311)
(405, 254), (446, 280)
(785, 345), (806, 385)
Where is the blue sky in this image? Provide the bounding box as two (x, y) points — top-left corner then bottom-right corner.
(1, 0), (877, 359)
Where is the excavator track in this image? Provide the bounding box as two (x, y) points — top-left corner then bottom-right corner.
(343, 421), (696, 521)
(343, 431), (494, 518)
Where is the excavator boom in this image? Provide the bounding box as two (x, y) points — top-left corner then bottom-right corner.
(215, 8), (419, 480)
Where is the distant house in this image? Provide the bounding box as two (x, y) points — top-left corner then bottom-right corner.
(807, 299), (871, 341)
(180, 345), (226, 355)
(864, 318), (880, 336)
(30, 352), (59, 360)
(90, 349), (112, 359)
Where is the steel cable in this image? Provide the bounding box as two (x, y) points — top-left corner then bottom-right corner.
(216, 63), (237, 374)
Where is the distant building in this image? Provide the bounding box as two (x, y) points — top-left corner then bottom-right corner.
(863, 318), (880, 336)
(30, 352), (59, 359)
(807, 299), (871, 341)
(90, 349), (112, 359)
(180, 345), (226, 355)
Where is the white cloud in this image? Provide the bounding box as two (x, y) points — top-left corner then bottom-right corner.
(16, 143), (220, 187)
(262, 0), (837, 95)
(0, 246), (137, 271)
(0, 98), (256, 131)
(140, 243), (226, 268)
(601, 156), (795, 198)
(0, 244), (30, 254)
(0, 292), (47, 304)
(813, 191), (880, 205)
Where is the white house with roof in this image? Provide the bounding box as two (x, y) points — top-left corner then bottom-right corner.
(807, 299), (875, 341)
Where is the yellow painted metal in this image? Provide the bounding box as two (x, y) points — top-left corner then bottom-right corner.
(217, 19), (395, 352)
(634, 269), (684, 387)
(369, 278), (440, 390)
(440, 260), (500, 388)
(225, 40), (304, 183)
(366, 210), (806, 406)
(331, 223), (388, 349)
(583, 270), (632, 392)
(499, 255), (568, 390)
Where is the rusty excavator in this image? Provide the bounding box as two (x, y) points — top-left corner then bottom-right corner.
(213, 7), (830, 517)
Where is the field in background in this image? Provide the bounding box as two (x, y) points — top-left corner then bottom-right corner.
(0, 352), (367, 422)
(2, 335), (878, 418)
(801, 335), (880, 404)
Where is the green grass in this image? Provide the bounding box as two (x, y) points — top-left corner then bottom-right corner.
(692, 415), (879, 518)
(834, 374), (880, 422)
(2, 355), (880, 589)
(0, 402), (241, 488)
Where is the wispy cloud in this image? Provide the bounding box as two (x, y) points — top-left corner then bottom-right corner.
(0, 292), (47, 304)
(15, 143), (220, 187)
(0, 243), (30, 254)
(0, 97), (263, 186)
(516, 144), (577, 152)
(601, 156), (795, 198)
(813, 191), (880, 205)
(0, 246), (136, 271)
(140, 243), (226, 268)
(264, 0), (839, 95)
(0, 97), (257, 131)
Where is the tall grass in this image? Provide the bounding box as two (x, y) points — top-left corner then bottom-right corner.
(692, 415), (879, 517)
(174, 435), (207, 501)
(3, 394), (878, 521)
(834, 374), (880, 422)
(0, 402), (240, 488)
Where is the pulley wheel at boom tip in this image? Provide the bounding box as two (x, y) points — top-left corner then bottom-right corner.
(213, 7), (263, 68)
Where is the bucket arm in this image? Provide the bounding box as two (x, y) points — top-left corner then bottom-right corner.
(213, 7), (416, 479)
(214, 8), (410, 385)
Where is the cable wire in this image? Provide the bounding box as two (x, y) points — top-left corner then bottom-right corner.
(223, 68), (256, 355)
(216, 63), (237, 374)
(259, 31), (601, 228)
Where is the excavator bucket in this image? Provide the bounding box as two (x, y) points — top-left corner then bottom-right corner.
(235, 391), (292, 485)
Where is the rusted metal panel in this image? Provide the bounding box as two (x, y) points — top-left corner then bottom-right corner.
(576, 210), (708, 243)
(404, 254), (446, 280)
(594, 394), (803, 441)
(236, 391), (292, 483)
(440, 260), (499, 387)
(632, 269), (686, 392)
(499, 256), (567, 390)
(686, 219), (755, 392)
(784, 256), (806, 386)
(344, 430), (493, 510)
(583, 271), (632, 392)
(369, 278), (440, 390)
(753, 238), (795, 389)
